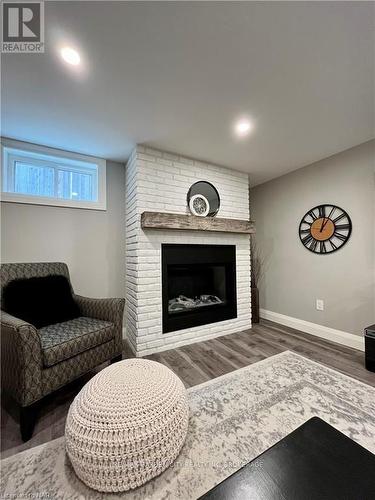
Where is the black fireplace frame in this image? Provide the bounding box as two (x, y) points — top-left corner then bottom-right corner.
(162, 244), (237, 334)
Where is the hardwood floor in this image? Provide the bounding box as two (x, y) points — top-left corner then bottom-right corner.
(1, 319), (373, 459)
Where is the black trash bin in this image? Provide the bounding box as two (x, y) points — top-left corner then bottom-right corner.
(364, 324), (375, 372)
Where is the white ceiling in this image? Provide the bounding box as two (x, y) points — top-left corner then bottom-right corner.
(2, 2), (374, 185)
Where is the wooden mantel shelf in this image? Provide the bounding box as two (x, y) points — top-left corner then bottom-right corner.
(141, 211), (255, 234)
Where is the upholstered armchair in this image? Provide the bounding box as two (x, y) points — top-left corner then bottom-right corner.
(1, 262), (125, 441)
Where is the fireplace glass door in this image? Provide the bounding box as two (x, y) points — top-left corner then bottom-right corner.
(162, 244), (237, 333)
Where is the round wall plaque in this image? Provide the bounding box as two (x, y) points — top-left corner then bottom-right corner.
(189, 194), (210, 217)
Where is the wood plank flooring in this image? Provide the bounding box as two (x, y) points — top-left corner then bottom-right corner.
(1, 319), (373, 459)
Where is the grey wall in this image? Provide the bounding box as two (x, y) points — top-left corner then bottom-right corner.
(1, 161), (125, 298)
(251, 140), (375, 336)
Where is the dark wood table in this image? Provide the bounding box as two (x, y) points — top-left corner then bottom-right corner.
(199, 417), (375, 500)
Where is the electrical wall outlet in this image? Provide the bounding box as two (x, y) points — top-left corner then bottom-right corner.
(316, 299), (324, 311)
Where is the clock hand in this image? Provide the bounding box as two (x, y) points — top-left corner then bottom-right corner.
(321, 218), (330, 231)
(319, 218), (326, 232)
(320, 207), (335, 232)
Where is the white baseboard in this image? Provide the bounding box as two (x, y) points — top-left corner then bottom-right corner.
(260, 309), (364, 352)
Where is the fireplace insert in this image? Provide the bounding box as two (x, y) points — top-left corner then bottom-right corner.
(162, 244), (237, 333)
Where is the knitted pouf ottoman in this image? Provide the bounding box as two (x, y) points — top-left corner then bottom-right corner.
(65, 359), (189, 492)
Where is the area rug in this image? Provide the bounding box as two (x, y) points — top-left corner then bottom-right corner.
(1, 351), (375, 499)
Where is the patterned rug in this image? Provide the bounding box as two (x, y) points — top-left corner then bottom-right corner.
(2, 351), (375, 500)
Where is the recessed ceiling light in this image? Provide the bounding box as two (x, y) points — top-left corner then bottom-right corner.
(234, 118), (253, 137)
(60, 47), (81, 66)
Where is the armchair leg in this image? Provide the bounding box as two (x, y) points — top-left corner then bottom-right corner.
(20, 403), (39, 442)
(111, 354), (122, 364)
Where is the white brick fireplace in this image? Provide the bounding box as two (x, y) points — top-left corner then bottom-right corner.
(125, 145), (251, 356)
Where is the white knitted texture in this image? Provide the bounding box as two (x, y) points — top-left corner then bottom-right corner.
(65, 359), (189, 492)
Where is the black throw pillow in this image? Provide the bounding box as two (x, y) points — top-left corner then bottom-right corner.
(2, 274), (80, 329)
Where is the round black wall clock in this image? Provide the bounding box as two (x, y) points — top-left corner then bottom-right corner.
(299, 204), (352, 254)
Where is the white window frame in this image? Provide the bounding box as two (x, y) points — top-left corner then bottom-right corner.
(1, 138), (107, 210)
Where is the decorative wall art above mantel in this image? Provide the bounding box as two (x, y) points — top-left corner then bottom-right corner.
(141, 179), (255, 234)
(187, 181), (221, 217)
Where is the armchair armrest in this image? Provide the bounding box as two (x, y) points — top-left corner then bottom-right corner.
(1, 311), (43, 406)
(73, 295), (125, 323)
(1, 311), (36, 331)
(73, 296), (125, 354)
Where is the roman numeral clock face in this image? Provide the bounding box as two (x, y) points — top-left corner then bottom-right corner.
(299, 205), (352, 254)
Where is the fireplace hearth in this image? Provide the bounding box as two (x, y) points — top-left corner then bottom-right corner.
(162, 244), (237, 333)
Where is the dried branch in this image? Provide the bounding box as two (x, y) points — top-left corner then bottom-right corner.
(250, 236), (265, 289)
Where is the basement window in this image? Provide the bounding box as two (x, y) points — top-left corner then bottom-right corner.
(1, 139), (106, 210)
